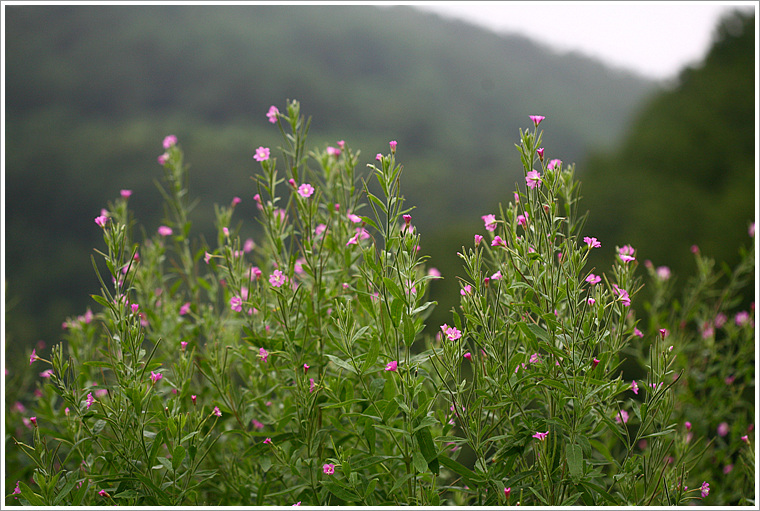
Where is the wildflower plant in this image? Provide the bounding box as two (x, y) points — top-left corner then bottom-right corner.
(6, 101), (754, 506)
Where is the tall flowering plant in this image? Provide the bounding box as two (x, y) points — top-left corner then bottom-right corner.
(7, 103), (753, 506)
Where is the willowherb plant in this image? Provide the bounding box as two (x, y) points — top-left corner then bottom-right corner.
(7, 101), (754, 506)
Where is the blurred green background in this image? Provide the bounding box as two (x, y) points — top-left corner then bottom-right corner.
(3, 5), (756, 369)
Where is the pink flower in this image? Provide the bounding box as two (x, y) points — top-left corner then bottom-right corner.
(547, 159), (562, 171)
(326, 146), (341, 156)
(701, 481), (710, 498)
(615, 410), (629, 424)
(263, 437), (272, 445)
(310, 378), (316, 393)
(633, 328), (643, 338)
(180, 302), (191, 315)
(482, 214), (497, 232)
(323, 463), (335, 475)
(441, 324), (462, 341)
(39, 369), (54, 378)
(592, 358), (600, 369)
(428, 267), (442, 278)
(385, 360), (398, 372)
(612, 284), (631, 306)
(504, 487), (511, 499)
(517, 212), (528, 227)
(163, 135), (177, 149)
(30, 416), (37, 427)
(749, 222), (755, 238)
(656, 266), (671, 280)
(375, 153), (382, 161)
(537, 147), (544, 160)
(212, 406), (222, 417)
(529, 115), (545, 127)
(95, 215), (108, 228)
(230, 297), (243, 312)
(735, 311), (751, 326)
(583, 236), (601, 249)
(463, 352), (472, 361)
(474, 234), (483, 246)
(86, 392), (95, 409)
(13, 481), (21, 496)
(120, 189), (132, 198)
(98, 489), (109, 498)
(298, 183), (315, 198)
(717, 422), (729, 437)
(181, 341), (188, 351)
(618, 244), (636, 262)
(158, 225), (173, 236)
(30, 348), (39, 365)
(269, 269), (288, 288)
(149, 371), (162, 385)
(131, 303), (139, 314)
(191, 394), (197, 405)
(158, 153), (169, 165)
(685, 421), (692, 431)
(715, 313), (727, 328)
(347, 213), (362, 224)
(460, 285), (472, 296)
(389, 140), (397, 153)
(586, 274), (601, 285)
(631, 380), (639, 395)
(259, 347), (269, 363)
(525, 170), (542, 189)
(252, 418), (264, 429)
(532, 430), (549, 441)
(491, 235), (507, 247)
(266, 105), (279, 123)
(293, 502), (301, 506)
(491, 270), (502, 280)
(587, 297), (596, 305)
(723, 464), (733, 474)
(741, 435), (750, 444)
(253, 146), (270, 162)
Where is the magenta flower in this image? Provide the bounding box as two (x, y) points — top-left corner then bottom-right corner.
(298, 183), (315, 198)
(310, 378), (316, 393)
(13, 481), (21, 496)
(633, 328), (643, 338)
(39, 369), (54, 378)
(592, 358), (600, 369)
(266, 105), (279, 123)
(586, 274), (601, 285)
(735, 311), (751, 326)
(149, 371), (162, 385)
(701, 481), (710, 498)
(30, 416), (37, 427)
(269, 269), (288, 288)
(749, 222), (755, 238)
(263, 437), (272, 445)
(631, 380), (639, 395)
(230, 297), (243, 312)
(375, 153), (382, 161)
(618, 244), (636, 262)
(474, 234), (483, 246)
(615, 410), (629, 424)
(504, 487), (511, 499)
(517, 213), (528, 227)
(656, 266), (671, 280)
(179, 302), (191, 315)
(659, 328), (669, 339)
(717, 422), (729, 437)
(547, 159), (562, 171)
(95, 215), (108, 228)
(529, 115), (545, 127)
(482, 214), (497, 232)
(323, 463), (335, 475)
(460, 284), (473, 296)
(532, 430), (549, 441)
(181, 341), (188, 351)
(583, 236), (601, 249)
(253, 146), (270, 162)
(537, 147), (544, 160)
(441, 324), (462, 341)
(385, 360), (398, 372)
(525, 170), (542, 189)
(98, 490), (109, 498)
(163, 135), (177, 149)
(158, 225), (173, 236)
(212, 406), (222, 417)
(120, 189), (132, 198)
(491, 270), (502, 280)
(741, 435), (750, 444)
(30, 348), (39, 365)
(463, 352), (472, 361)
(428, 267), (442, 278)
(347, 213), (362, 224)
(326, 146), (340, 156)
(191, 394), (197, 405)
(612, 284), (631, 306)
(131, 303), (140, 314)
(158, 153), (169, 165)
(491, 235), (507, 247)
(259, 347), (269, 363)
(587, 297), (596, 305)
(389, 140), (397, 153)
(86, 392), (95, 409)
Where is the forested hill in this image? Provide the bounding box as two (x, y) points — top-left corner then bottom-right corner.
(5, 4), (656, 352)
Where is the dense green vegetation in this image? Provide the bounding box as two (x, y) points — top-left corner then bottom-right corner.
(4, 4), (656, 357)
(581, 9), (756, 284)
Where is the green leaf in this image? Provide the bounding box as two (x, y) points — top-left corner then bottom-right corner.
(382, 399), (399, 423)
(172, 445), (186, 471)
(414, 426), (439, 475)
(413, 451), (428, 473)
(362, 341), (380, 374)
(324, 481), (360, 502)
(567, 442), (583, 483)
(320, 398), (367, 410)
(390, 298), (404, 325)
(156, 456), (173, 472)
(114, 489), (140, 499)
(364, 478), (378, 499)
(383, 278), (405, 303)
(325, 354), (357, 374)
(402, 315), (416, 346)
(364, 421), (376, 455)
(438, 455), (484, 487)
(18, 481), (46, 506)
(52, 475), (80, 505)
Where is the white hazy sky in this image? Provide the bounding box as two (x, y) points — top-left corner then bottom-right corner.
(408, 1), (757, 80)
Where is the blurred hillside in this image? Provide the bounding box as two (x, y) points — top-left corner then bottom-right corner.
(581, 9), (756, 286)
(6, 4), (736, 359)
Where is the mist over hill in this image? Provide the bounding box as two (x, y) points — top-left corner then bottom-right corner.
(6, 4), (659, 353)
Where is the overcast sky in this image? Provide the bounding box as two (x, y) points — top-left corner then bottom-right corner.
(410, 1), (756, 80)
